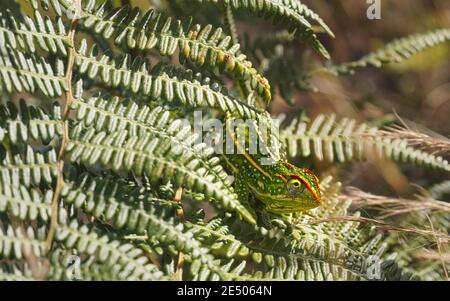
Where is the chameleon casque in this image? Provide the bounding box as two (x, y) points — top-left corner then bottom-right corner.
(223, 115), (322, 221)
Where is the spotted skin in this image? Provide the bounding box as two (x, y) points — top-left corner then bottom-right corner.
(224, 116), (323, 215)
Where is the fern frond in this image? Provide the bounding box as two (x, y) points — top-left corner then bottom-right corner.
(0, 252), (122, 281)
(224, 4), (238, 45)
(0, 180), (169, 280)
(70, 1), (271, 101)
(69, 95), (259, 224)
(0, 9), (68, 56)
(289, 0), (333, 37)
(281, 114), (450, 171)
(72, 96), (178, 142)
(71, 96), (213, 164)
(27, 0), (67, 16)
(186, 177), (408, 281)
(66, 125), (256, 224)
(62, 173), (205, 252)
(47, 249), (126, 280)
(328, 29), (450, 75)
(54, 219), (163, 280)
(0, 262), (35, 281)
(189, 257), (259, 281)
(190, 217), (390, 280)
(75, 44), (261, 117)
(430, 180), (450, 200)
(0, 49), (67, 97)
(195, 0), (332, 58)
(0, 100), (62, 145)
(0, 185), (52, 221)
(0, 224), (46, 260)
(61, 173), (240, 279)
(193, 179), (417, 280)
(0, 146), (57, 189)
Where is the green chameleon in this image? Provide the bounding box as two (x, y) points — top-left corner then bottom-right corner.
(223, 116), (322, 223)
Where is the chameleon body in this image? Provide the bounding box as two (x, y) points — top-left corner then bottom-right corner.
(223, 116), (322, 216)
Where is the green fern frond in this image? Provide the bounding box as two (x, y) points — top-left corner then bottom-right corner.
(0, 185), (52, 221)
(0, 145), (57, 189)
(62, 173), (204, 252)
(289, 0), (334, 37)
(69, 95), (258, 224)
(224, 4), (238, 45)
(0, 179), (173, 280)
(0, 262), (35, 281)
(190, 213), (406, 280)
(47, 249), (126, 280)
(59, 215), (230, 280)
(185, 177), (396, 280)
(281, 114), (450, 171)
(75, 43), (261, 117)
(0, 100), (62, 145)
(429, 180), (450, 200)
(28, 0), (66, 16)
(0, 252), (120, 281)
(195, 0), (332, 58)
(328, 28), (450, 75)
(66, 125), (256, 224)
(54, 219), (163, 280)
(0, 9), (68, 56)
(61, 173), (238, 279)
(0, 49), (66, 97)
(0, 224), (46, 260)
(70, 0), (271, 102)
(71, 96), (214, 164)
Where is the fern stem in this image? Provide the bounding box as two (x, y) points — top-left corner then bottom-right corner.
(45, 0), (81, 254)
(174, 187), (185, 281)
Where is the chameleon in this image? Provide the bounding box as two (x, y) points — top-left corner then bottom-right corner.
(223, 115), (322, 221)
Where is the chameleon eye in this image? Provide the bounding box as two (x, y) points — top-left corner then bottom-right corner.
(286, 179), (304, 195)
(289, 179), (301, 187)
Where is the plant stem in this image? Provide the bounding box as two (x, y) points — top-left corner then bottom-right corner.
(45, 0), (81, 253)
(174, 187), (185, 281)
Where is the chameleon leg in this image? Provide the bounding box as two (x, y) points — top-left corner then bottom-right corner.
(258, 211), (294, 231)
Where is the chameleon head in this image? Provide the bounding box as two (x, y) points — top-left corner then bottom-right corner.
(249, 161), (322, 213)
